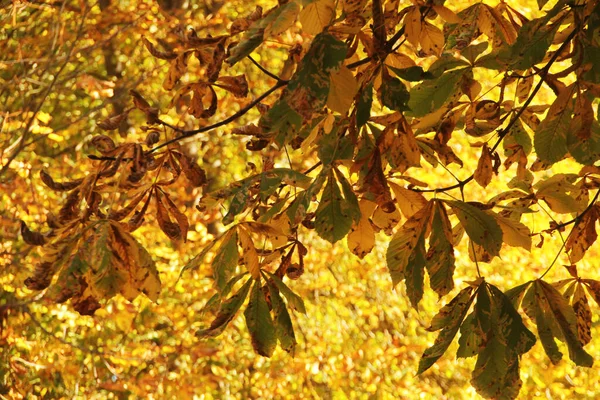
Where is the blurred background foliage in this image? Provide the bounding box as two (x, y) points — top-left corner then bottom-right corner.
(1, 0), (599, 399)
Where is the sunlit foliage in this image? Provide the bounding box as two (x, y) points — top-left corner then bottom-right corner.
(2, 0), (600, 398)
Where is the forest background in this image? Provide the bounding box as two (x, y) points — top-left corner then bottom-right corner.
(1, 0), (600, 398)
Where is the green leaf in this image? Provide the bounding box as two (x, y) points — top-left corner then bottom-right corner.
(259, 168), (312, 201)
(179, 239), (217, 280)
(380, 76), (410, 111)
(244, 278), (278, 357)
(508, 18), (559, 70)
(315, 169), (361, 244)
(457, 313), (484, 358)
(503, 119), (532, 156)
(197, 277), (253, 338)
(212, 230), (239, 292)
(265, 271), (306, 313)
(526, 280), (594, 367)
(227, 2), (300, 65)
(407, 68), (467, 117)
(418, 286), (475, 374)
(285, 33), (347, 116)
(470, 284), (536, 400)
(266, 280), (297, 354)
(260, 99), (303, 145)
(387, 65), (434, 82)
(445, 200), (503, 257)
(568, 121), (600, 165)
(534, 99), (573, 164)
(86, 222), (123, 299)
(356, 81), (373, 128)
(386, 201), (434, 307)
(426, 202), (456, 297)
(287, 170), (327, 224)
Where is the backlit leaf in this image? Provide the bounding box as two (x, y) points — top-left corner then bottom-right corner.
(446, 200), (503, 257)
(244, 278), (277, 357)
(418, 286), (475, 374)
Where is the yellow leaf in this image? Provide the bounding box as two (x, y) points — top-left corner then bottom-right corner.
(347, 200), (377, 258)
(491, 212), (532, 251)
(327, 66), (358, 114)
(264, 2), (300, 38)
(420, 22), (444, 56)
(299, 0), (336, 35)
(238, 227), (260, 279)
(474, 144), (493, 188)
(404, 7), (421, 47)
(371, 204), (402, 235)
(389, 181), (427, 218)
(432, 5), (459, 24)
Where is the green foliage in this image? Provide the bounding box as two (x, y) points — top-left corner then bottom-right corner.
(4, 0), (600, 398)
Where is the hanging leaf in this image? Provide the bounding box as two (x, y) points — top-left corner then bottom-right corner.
(299, 0), (336, 35)
(266, 278), (297, 354)
(315, 168), (361, 244)
(426, 202), (456, 297)
(474, 144), (494, 188)
(418, 286), (475, 374)
(347, 200), (377, 259)
(244, 278), (277, 357)
(386, 201), (434, 307)
(446, 200), (503, 257)
(565, 205), (599, 263)
(212, 229), (239, 292)
(197, 277), (253, 338)
(327, 66), (358, 114)
(238, 226), (260, 279)
(470, 284), (536, 400)
(523, 280), (594, 367)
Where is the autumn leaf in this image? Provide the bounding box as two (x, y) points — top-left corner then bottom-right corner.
(244, 278), (277, 357)
(386, 200), (433, 307)
(315, 168), (361, 244)
(299, 0), (335, 35)
(197, 277), (253, 338)
(446, 200), (503, 257)
(474, 144), (494, 188)
(523, 280), (594, 367)
(347, 200), (377, 259)
(565, 205), (599, 263)
(327, 66), (358, 114)
(418, 286), (475, 374)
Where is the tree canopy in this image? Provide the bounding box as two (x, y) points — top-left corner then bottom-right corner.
(2, 0), (600, 398)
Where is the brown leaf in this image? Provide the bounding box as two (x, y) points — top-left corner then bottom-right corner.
(145, 131), (160, 147)
(230, 6), (263, 35)
(142, 36), (176, 60)
(474, 144), (494, 188)
(155, 190), (181, 240)
(159, 189), (189, 242)
(215, 75), (249, 98)
(189, 84), (218, 119)
(59, 188), (82, 222)
(177, 153), (207, 187)
(40, 170), (83, 192)
(20, 220), (46, 246)
(163, 52), (191, 90)
(108, 190), (150, 221)
(362, 148), (395, 212)
(130, 90), (159, 123)
(207, 39), (227, 82)
(232, 123), (263, 137)
(565, 205), (599, 263)
(572, 284), (592, 346)
(97, 112), (129, 131)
